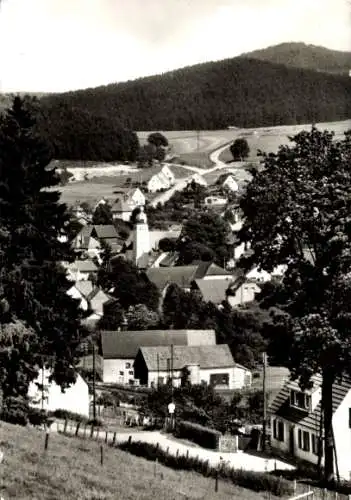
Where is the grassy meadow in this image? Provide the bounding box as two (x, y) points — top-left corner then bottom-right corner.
(0, 421), (267, 500)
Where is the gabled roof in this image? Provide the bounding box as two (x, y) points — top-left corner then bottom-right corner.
(93, 225), (119, 239)
(66, 259), (98, 273)
(194, 262), (232, 279)
(75, 280), (94, 297)
(194, 278), (232, 304)
(269, 373), (351, 433)
(111, 199), (135, 213)
(101, 329), (192, 359)
(146, 266), (198, 290)
(138, 344), (235, 371)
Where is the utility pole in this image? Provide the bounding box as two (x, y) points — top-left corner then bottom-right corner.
(157, 353), (160, 389)
(170, 344), (174, 398)
(262, 352), (267, 452)
(92, 342), (96, 421)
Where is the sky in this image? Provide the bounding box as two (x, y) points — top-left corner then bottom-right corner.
(0, 0), (350, 93)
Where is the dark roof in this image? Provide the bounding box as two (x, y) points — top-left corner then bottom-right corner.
(194, 262), (232, 279)
(138, 344), (235, 371)
(194, 278), (232, 304)
(92, 225), (118, 239)
(101, 330), (191, 359)
(269, 373), (351, 433)
(146, 266), (198, 290)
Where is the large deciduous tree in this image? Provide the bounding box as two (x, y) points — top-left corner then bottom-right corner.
(239, 126), (351, 484)
(0, 96), (88, 394)
(230, 138), (250, 161)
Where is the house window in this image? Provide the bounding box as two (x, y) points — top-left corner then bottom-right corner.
(119, 371), (124, 376)
(126, 362), (131, 369)
(290, 390), (311, 411)
(298, 429), (310, 452)
(129, 370), (134, 375)
(273, 419), (284, 442)
(210, 373), (229, 386)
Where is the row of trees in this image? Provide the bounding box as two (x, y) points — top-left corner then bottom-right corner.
(40, 57), (351, 130)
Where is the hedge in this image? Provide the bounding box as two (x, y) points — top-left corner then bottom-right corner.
(118, 440), (293, 497)
(175, 420), (221, 450)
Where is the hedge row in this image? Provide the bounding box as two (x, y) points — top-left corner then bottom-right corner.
(118, 440), (293, 497)
(175, 420), (221, 450)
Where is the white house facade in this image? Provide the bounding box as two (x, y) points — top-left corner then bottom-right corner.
(269, 374), (351, 480)
(28, 368), (90, 418)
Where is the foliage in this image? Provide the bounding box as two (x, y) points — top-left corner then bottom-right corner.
(178, 212), (232, 266)
(0, 396), (30, 426)
(40, 58), (351, 130)
(124, 304), (160, 330)
(158, 237), (177, 252)
(230, 138), (250, 161)
(36, 99), (139, 161)
(98, 256), (160, 312)
(0, 97), (88, 395)
(147, 132), (169, 148)
(92, 202), (113, 225)
(118, 439), (293, 497)
(50, 408), (89, 423)
(239, 126), (351, 484)
(176, 420), (221, 449)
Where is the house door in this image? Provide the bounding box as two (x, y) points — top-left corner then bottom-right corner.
(289, 425), (295, 456)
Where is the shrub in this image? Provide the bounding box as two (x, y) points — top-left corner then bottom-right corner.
(175, 420), (221, 450)
(50, 409), (88, 423)
(0, 396), (29, 426)
(87, 418), (104, 427)
(28, 408), (49, 427)
(118, 440), (293, 497)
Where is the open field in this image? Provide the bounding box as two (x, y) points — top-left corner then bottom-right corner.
(0, 421), (266, 500)
(57, 164), (191, 207)
(138, 119), (351, 165)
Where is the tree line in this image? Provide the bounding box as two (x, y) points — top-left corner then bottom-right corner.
(40, 57), (351, 130)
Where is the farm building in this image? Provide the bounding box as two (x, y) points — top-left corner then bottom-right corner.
(134, 344), (252, 390)
(100, 329), (216, 385)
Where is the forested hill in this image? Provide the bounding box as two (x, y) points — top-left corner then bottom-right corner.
(239, 43), (351, 76)
(41, 57), (351, 130)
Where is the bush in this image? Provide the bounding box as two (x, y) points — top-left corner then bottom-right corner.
(175, 420), (221, 450)
(87, 418), (104, 427)
(50, 409), (88, 423)
(0, 396), (30, 426)
(118, 440), (293, 497)
(28, 407), (49, 427)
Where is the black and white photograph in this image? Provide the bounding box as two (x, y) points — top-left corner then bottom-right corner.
(0, 0), (350, 498)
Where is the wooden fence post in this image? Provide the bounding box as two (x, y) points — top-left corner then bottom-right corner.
(44, 432), (50, 451)
(105, 431), (108, 444)
(112, 432), (116, 446)
(75, 422), (81, 436)
(90, 425), (94, 438)
(154, 458), (158, 477)
(176, 449), (179, 457)
(84, 424), (87, 438)
(214, 470), (219, 493)
(186, 449), (189, 459)
(64, 419), (68, 434)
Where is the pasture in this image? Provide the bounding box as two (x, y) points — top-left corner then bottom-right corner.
(0, 421), (264, 500)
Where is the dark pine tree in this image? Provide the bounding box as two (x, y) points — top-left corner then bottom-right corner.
(0, 96), (88, 392)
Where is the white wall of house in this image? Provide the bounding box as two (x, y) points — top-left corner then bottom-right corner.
(131, 188), (146, 206)
(227, 282), (261, 307)
(147, 366), (238, 390)
(332, 388), (351, 480)
(223, 176), (239, 192)
(103, 358), (135, 384)
(147, 175), (165, 193)
(204, 196), (227, 206)
(66, 269), (93, 282)
(28, 369), (89, 418)
(90, 291), (110, 316)
(112, 210), (133, 222)
(202, 275), (233, 281)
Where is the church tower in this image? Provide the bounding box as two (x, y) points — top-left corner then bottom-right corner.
(133, 206), (150, 266)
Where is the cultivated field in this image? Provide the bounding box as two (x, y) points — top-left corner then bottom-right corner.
(0, 421), (265, 500)
(57, 164), (190, 207)
(138, 119), (351, 164)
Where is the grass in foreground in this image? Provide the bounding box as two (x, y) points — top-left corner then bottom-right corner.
(0, 421), (266, 500)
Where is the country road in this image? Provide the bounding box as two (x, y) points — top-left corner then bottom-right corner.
(149, 141), (241, 207)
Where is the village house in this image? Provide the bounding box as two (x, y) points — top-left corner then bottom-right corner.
(226, 276), (262, 307)
(72, 224), (121, 258)
(64, 259), (98, 282)
(28, 368), (90, 418)
(134, 344), (252, 390)
(100, 329), (216, 385)
(147, 165), (175, 193)
(111, 198), (136, 222)
(269, 374), (351, 480)
(222, 175), (239, 193)
(191, 278), (233, 306)
(186, 173), (208, 187)
(113, 187), (146, 207)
